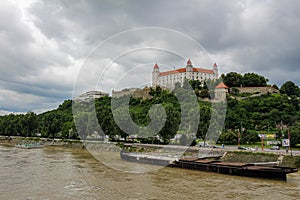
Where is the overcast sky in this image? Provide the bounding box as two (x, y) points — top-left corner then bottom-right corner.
(1, 0), (300, 114)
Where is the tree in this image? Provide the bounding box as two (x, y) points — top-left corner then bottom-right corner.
(61, 121), (77, 139)
(289, 122), (300, 147)
(272, 84), (279, 90)
(230, 87), (239, 95)
(280, 81), (300, 96)
(219, 130), (237, 145)
(23, 112), (38, 137)
(240, 130), (260, 144)
(241, 73), (268, 87)
(197, 103), (211, 140)
(199, 89), (210, 99)
(158, 103), (180, 144)
(189, 80), (201, 90)
(223, 72), (243, 87)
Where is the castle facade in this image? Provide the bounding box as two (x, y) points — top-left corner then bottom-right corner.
(152, 59), (218, 88)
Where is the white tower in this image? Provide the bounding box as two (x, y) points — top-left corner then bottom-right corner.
(152, 63), (160, 87)
(213, 63), (218, 79)
(186, 59), (193, 79)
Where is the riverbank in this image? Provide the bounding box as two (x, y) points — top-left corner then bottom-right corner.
(0, 135), (84, 148)
(121, 143), (300, 168)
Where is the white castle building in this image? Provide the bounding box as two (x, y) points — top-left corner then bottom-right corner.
(152, 59), (218, 88)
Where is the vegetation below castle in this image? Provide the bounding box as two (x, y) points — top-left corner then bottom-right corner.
(0, 72), (300, 147)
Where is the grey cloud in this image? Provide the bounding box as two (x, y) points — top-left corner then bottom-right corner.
(1, 0), (300, 113)
(0, 2), (33, 44)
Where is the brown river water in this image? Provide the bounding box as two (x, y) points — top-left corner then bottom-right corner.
(0, 145), (300, 200)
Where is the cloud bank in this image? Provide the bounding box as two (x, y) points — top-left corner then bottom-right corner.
(1, 0), (300, 113)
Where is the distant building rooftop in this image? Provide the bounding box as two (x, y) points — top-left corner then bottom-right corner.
(75, 91), (108, 101)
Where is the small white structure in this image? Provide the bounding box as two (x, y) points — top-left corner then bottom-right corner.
(214, 82), (228, 101)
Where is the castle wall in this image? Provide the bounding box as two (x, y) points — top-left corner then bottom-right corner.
(112, 87), (152, 99)
(236, 87), (279, 94)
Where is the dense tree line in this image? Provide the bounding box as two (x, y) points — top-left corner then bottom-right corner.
(222, 72), (269, 87)
(92, 85), (211, 143)
(0, 100), (77, 139)
(0, 112), (38, 137)
(280, 81), (300, 96)
(222, 94), (300, 146)
(39, 100), (77, 139)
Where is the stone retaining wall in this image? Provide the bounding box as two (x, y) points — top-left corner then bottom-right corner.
(236, 86), (279, 94)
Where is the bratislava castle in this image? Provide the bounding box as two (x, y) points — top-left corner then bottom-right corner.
(152, 59), (219, 88)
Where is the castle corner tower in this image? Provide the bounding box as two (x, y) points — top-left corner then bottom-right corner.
(186, 59), (193, 79)
(213, 63), (218, 79)
(152, 63), (160, 87)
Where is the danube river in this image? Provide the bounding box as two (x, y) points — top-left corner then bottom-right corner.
(0, 145), (299, 200)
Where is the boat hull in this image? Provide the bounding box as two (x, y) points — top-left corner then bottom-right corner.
(173, 159), (297, 181)
(120, 150), (174, 166)
(120, 151), (298, 181)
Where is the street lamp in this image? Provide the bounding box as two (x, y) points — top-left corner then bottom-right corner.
(288, 128), (293, 156)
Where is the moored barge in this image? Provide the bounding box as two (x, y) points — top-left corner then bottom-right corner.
(173, 158), (298, 180)
(120, 151), (298, 180)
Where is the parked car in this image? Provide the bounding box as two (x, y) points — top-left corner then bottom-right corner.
(198, 142), (218, 148)
(270, 146), (280, 150)
(237, 146), (248, 150)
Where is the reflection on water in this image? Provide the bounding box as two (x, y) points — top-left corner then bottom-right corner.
(0, 145), (299, 200)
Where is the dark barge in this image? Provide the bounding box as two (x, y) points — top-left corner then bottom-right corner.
(174, 158), (298, 180)
(120, 150), (175, 166)
(120, 151), (298, 180)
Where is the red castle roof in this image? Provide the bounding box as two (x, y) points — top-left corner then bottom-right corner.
(193, 68), (214, 74)
(153, 63), (159, 69)
(158, 67), (214, 76)
(156, 59), (216, 77)
(215, 82), (228, 89)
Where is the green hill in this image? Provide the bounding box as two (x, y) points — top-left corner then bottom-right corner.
(0, 73), (299, 147)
